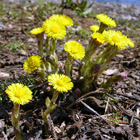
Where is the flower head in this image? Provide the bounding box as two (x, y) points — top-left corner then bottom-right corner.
(5, 83), (32, 105)
(23, 55), (42, 73)
(48, 73), (73, 93)
(42, 19), (66, 39)
(103, 30), (128, 50)
(96, 14), (116, 27)
(90, 25), (99, 32)
(30, 27), (44, 35)
(49, 14), (73, 27)
(127, 38), (134, 48)
(64, 41), (85, 60)
(91, 32), (106, 44)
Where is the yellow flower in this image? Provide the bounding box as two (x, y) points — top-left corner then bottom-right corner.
(42, 19), (66, 39)
(23, 55), (42, 73)
(49, 14), (73, 26)
(5, 83), (32, 105)
(96, 14), (116, 27)
(48, 73), (73, 93)
(127, 38), (134, 48)
(64, 41), (85, 60)
(103, 30), (128, 50)
(90, 25), (99, 32)
(30, 27), (44, 35)
(91, 32), (106, 44)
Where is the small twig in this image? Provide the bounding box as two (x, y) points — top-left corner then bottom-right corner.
(34, 130), (42, 140)
(1, 129), (8, 140)
(61, 0), (64, 14)
(30, 80), (48, 91)
(21, 10), (30, 37)
(34, 11), (43, 24)
(105, 92), (140, 121)
(80, 100), (115, 129)
(67, 88), (105, 108)
(116, 92), (140, 102)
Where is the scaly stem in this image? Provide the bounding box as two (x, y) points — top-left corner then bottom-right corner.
(98, 22), (108, 33)
(45, 37), (50, 55)
(51, 38), (58, 62)
(45, 37), (51, 72)
(36, 33), (44, 69)
(96, 46), (118, 79)
(11, 103), (23, 140)
(43, 90), (60, 135)
(95, 45), (112, 64)
(65, 54), (73, 77)
(81, 44), (99, 77)
(36, 33), (44, 58)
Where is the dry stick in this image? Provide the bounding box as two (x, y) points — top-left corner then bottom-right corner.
(34, 11), (43, 24)
(116, 92), (140, 102)
(80, 100), (115, 129)
(67, 88), (105, 108)
(34, 130), (42, 140)
(30, 81), (48, 91)
(21, 10), (30, 37)
(1, 130), (8, 140)
(105, 92), (140, 121)
(47, 114), (58, 140)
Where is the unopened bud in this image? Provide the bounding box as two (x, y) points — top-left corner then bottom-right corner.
(120, 72), (127, 79)
(42, 85), (51, 92)
(74, 88), (81, 97)
(91, 64), (100, 74)
(46, 55), (55, 62)
(46, 55), (58, 70)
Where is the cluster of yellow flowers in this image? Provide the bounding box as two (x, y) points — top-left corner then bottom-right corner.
(31, 14), (73, 39)
(6, 13), (135, 104)
(5, 73), (73, 105)
(90, 14), (134, 49)
(5, 13), (135, 139)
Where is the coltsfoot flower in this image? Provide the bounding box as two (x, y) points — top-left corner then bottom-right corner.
(48, 73), (73, 93)
(5, 83), (32, 105)
(30, 27), (44, 35)
(64, 41), (85, 60)
(103, 30), (129, 50)
(127, 38), (134, 48)
(23, 55), (42, 73)
(49, 14), (73, 27)
(42, 19), (66, 39)
(96, 14), (116, 27)
(91, 32), (106, 44)
(90, 25), (99, 32)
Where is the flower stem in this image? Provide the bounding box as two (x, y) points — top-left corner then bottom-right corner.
(81, 44), (98, 77)
(51, 38), (58, 63)
(11, 103), (23, 140)
(36, 33), (44, 58)
(96, 46), (118, 79)
(45, 37), (50, 55)
(98, 22), (108, 33)
(65, 54), (72, 77)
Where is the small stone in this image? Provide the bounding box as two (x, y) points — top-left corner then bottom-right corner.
(0, 72), (10, 78)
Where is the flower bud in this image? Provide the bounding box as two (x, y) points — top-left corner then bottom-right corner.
(100, 75), (123, 88)
(46, 55), (58, 71)
(46, 55), (55, 63)
(74, 88), (81, 97)
(120, 72), (127, 79)
(91, 64), (100, 74)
